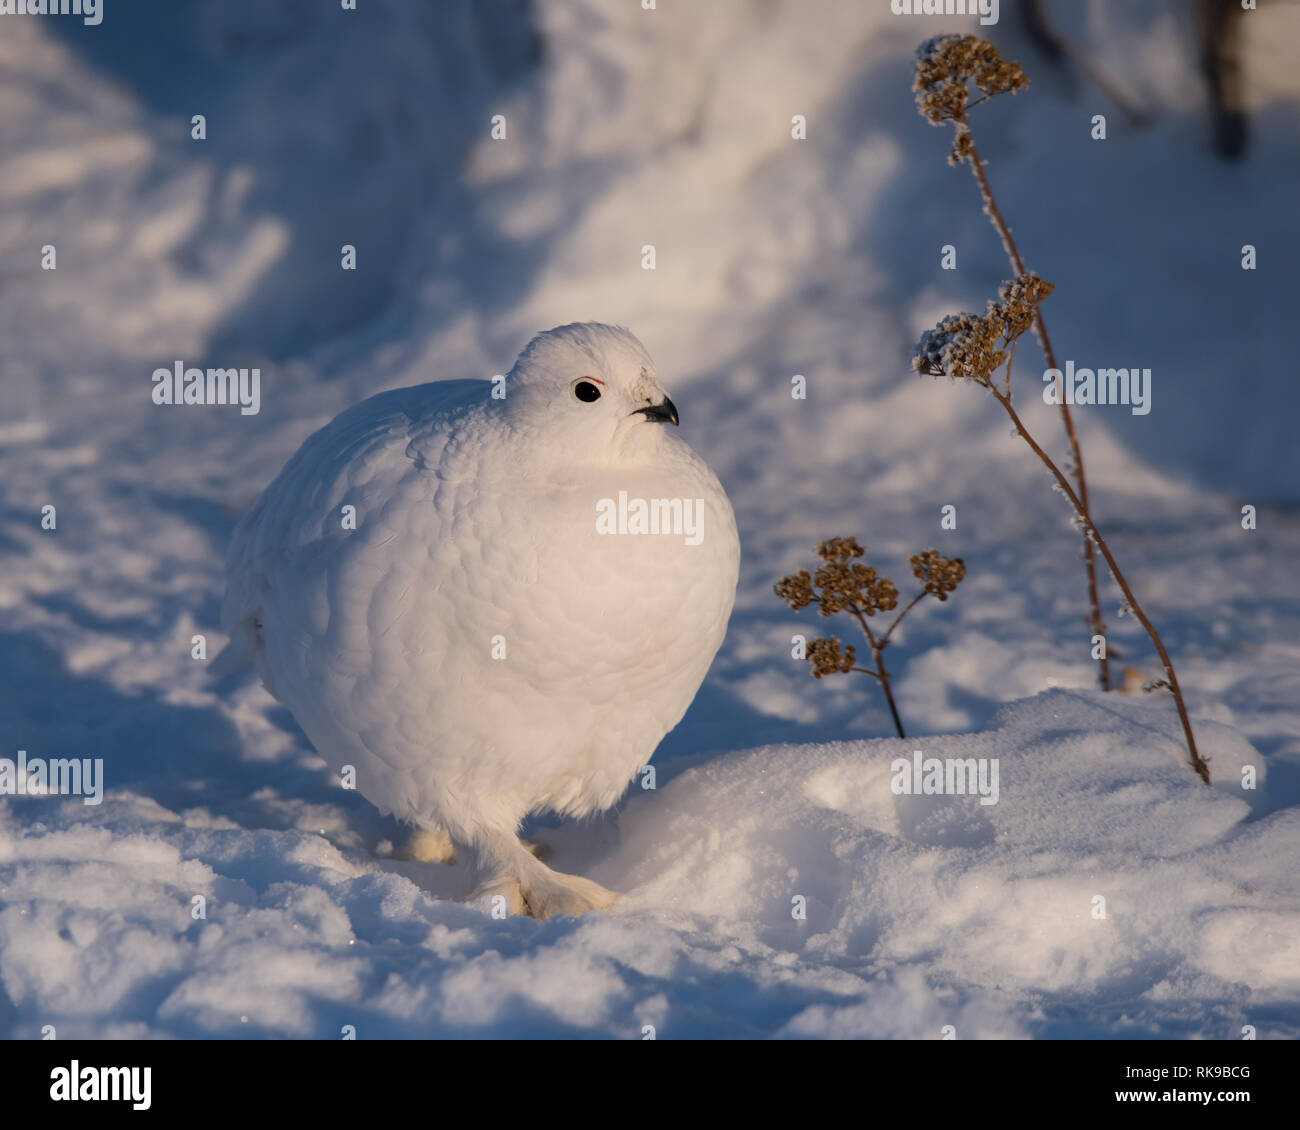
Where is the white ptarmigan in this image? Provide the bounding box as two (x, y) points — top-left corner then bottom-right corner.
(216, 323), (739, 918)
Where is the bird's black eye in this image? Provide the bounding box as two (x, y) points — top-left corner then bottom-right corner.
(573, 380), (602, 403)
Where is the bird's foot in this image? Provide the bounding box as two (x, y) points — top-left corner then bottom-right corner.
(470, 865), (616, 920)
(469, 875), (529, 917)
(396, 826), (457, 865)
(520, 868), (617, 920)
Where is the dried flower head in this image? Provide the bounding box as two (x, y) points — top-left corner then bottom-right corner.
(813, 557), (899, 618)
(776, 537), (972, 740)
(910, 550), (966, 601)
(774, 568), (815, 611)
(995, 273), (1055, 339)
(776, 538), (899, 618)
(914, 35), (1028, 129)
(913, 311), (1005, 382)
(807, 637), (856, 679)
(817, 536), (865, 563)
(913, 273), (1054, 384)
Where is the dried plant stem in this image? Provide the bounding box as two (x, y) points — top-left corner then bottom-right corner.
(883, 592), (927, 643)
(847, 607), (907, 739)
(966, 137), (1112, 692)
(779, 540), (966, 741)
(846, 592), (930, 741)
(987, 383), (1210, 784)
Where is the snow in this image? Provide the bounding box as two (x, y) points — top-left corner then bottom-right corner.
(0, 691), (1290, 1038)
(2, 0), (1299, 1038)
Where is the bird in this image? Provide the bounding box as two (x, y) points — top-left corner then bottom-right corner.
(214, 323), (740, 919)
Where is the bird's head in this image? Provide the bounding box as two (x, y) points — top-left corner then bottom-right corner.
(502, 323), (680, 460)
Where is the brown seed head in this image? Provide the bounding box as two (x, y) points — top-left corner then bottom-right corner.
(913, 273), (1053, 382)
(913, 311), (1005, 383)
(910, 550), (967, 602)
(914, 35), (1028, 130)
(774, 568), (815, 611)
(812, 558), (899, 618)
(817, 536), (865, 563)
(807, 637), (856, 678)
(995, 273), (1055, 338)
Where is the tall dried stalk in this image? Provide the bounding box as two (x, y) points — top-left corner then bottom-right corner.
(911, 36), (1208, 784)
(914, 274), (1210, 785)
(916, 35), (1111, 691)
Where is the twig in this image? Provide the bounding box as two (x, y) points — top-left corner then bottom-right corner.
(847, 606), (907, 739)
(881, 591), (927, 647)
(986, 382), (1209, 784)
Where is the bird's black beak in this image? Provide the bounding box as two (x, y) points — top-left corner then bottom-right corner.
(634, 397), (679, 426)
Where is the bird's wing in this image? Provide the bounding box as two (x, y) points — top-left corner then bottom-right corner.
(213, 380), (485, 680)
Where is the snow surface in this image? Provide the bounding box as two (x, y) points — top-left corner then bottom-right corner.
(2, 0), (1299, 1038)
